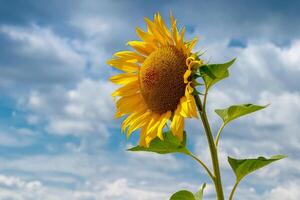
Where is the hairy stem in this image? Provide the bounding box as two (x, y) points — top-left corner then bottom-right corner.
(194, 94), (225, 200)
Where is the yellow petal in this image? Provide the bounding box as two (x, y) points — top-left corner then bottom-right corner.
(126, 111), (151, 137)
(179, 27), (186, 43)
(184, 70), (191, 83)
(156, 13), (172, 39)
(114, 51), (145, 63)
(176, 84), (198, 118)
(144, 17), (166, 45)
(144, 113), (161, 146)
(185, 82), (194, 96)
(171, 20), (179, 46)
(169, 11), (176, 31)
(116, 93), (144, 115)
(146, 113), (160, 135)
(179, 97), (190, 117)
(121, 106), (147, 129)
(170, 108), (185, 141)
(122, 112), (140, 131)
(157, 111), (171, 140)
(110, 73), (138, 85)
(136, 27), (157, 46)
(178, 27), (188, 55)
(115, 110), (123, 118)
(107, 59), (139, 72)
(112, 80), (139, 98)
(186, 56), (195, 69)
(145, 136), (154, 147)
(153, 13), (172, 44)
(186, 92), (198, 118)
(186, 38), (198, 52)
(127, 40), (156, 56)
(139, 126), (148, 147)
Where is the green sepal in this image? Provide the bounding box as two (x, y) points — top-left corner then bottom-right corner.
(192, 81), (205, 87)
(194, 50), (206, 58)
(192, 89), (204, 96)
(191, 73), (202, 80)
(128, 131), (190, 155)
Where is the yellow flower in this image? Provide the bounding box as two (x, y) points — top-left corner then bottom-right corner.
(108, 13), (202, 147)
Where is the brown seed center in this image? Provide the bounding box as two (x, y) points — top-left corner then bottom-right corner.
(139, 45), (187, 114)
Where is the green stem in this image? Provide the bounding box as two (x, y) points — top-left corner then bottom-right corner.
(215, 123), (226, 147)
(229, 180), (240, 200)
(202, 88), (208, 110)
(194, 94), (225, 200)
(188, 153), (215, 182)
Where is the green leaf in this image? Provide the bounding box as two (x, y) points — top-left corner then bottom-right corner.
(194, 183), (206, 200)
(199, 58), (236, 89)
(215, 104), (267, 125)
(170, 190), (195, 200)
(128, 131), (190, 155)
(228, 155), (286, 182)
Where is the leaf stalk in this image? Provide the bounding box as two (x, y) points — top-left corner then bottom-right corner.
(229, 180), (240, 200)
(215, 123), (226, 147)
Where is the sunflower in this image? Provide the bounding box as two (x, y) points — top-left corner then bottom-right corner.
(108, 13), (203, 147)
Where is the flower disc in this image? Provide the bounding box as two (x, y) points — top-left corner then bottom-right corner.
(139, 45), (187, 114)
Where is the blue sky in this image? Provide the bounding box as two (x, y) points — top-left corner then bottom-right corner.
(0, 0), (299, 199)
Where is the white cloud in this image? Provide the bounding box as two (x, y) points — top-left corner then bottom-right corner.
(98, 178), (168, 200)
(0, 175), (28, 188)
(0, 25), (83, 67)
(19, 79), (116, 137)
(0, 127), (36, 147)
(70, 16), (114, 38)
(263, 181), (300, 200)
(0, 24), (86, 89)
(279, 40), (300, 71)
(256, 91), (300, 126)
(0, 174), (45, 200)
(0, 150), (200, 200)
(0, 175), (168, 200)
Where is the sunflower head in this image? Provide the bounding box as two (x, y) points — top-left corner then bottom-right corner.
(108, 13), (203, 147)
